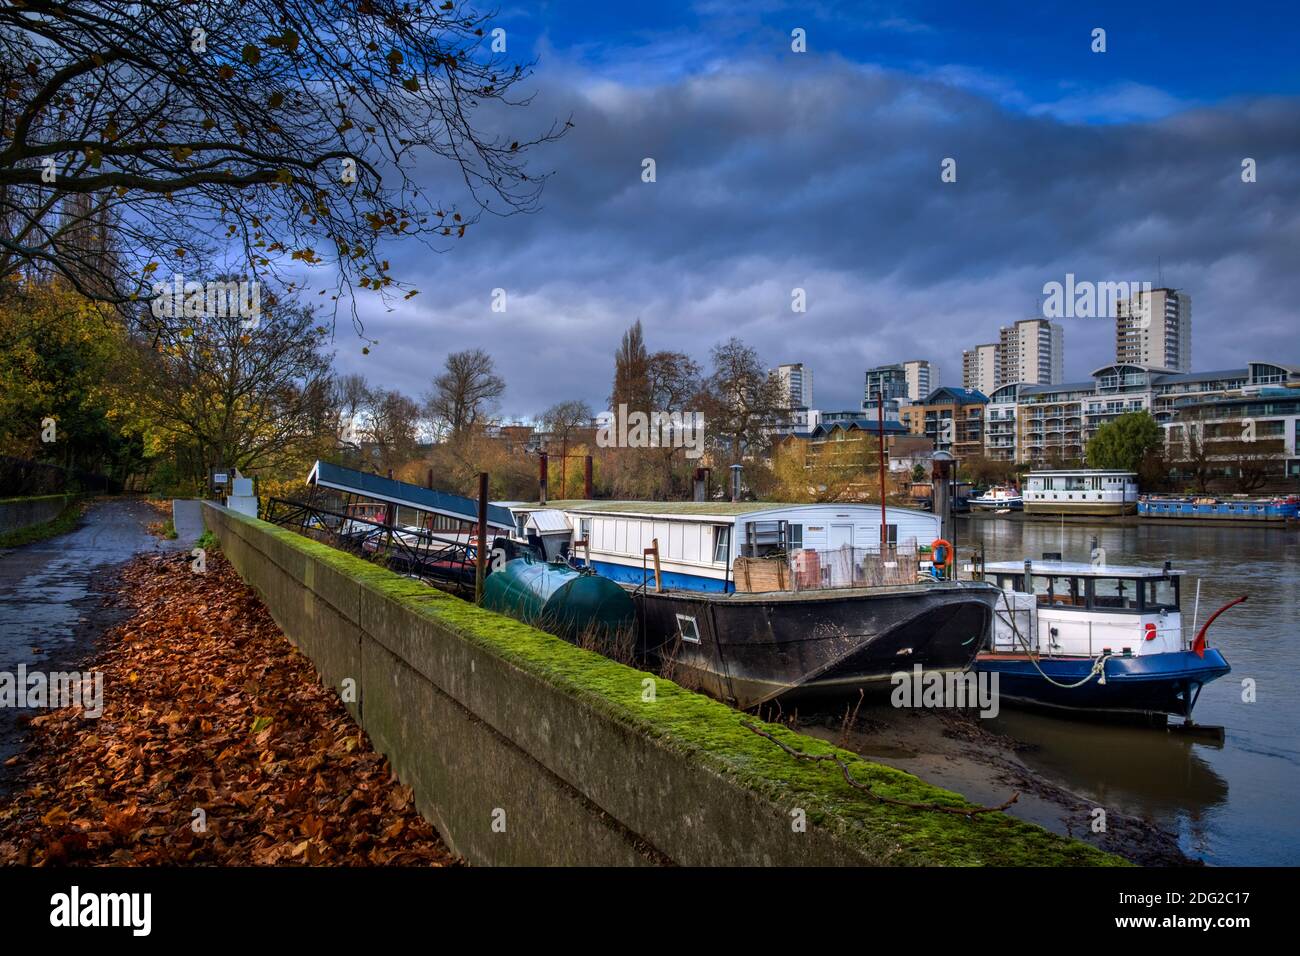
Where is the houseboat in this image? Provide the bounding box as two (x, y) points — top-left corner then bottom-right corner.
(969, 484), (1023, 511)
(505, 500), (1002, 709)
(1139, 494), (1299, 524)
(974, 559), (1236, 727)
(1023, 469), (1139, 516)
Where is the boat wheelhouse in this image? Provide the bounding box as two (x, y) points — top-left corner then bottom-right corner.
(974, 559), (1233, 725)
(1023, 469), (1139, 516)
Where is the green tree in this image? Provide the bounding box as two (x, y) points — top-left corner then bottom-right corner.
(1086, 411), (1164, 473)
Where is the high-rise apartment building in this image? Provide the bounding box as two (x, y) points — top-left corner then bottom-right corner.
(999, 319), (1063, 385)
(776, 363), (814, 409)
(863, 364), (910, 405)
(962, 343), (1001, 394)
(902, 360), (937, 401)
(1116, 287), (1191, 373)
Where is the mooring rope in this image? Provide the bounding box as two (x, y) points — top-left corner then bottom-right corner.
(993, 590), (1111, 689)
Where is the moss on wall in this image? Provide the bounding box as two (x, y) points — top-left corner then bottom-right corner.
(208, 507), (1124, 867)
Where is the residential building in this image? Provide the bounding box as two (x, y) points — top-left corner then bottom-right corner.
(1116, 287), (1191, 372)
(962, 343), (1001, 394)
(776, 362), (814, 409)
(899, 386), (988, 459)
(999, 319), (1063, 385)
(863, 364), (910, 406)
(983, 382), (1023, 462)
(775, 416), (913, 500)
(1015, 360), (1299, 469)
(903, 360), (938, 401)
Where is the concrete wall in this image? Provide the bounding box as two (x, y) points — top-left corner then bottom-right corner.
(0, 494), (75, 536)
(202, 502), (1118, 867)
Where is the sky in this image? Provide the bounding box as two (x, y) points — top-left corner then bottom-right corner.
(331, 0), (1300, 417)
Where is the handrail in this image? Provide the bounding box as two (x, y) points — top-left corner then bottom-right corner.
(264, 497), (479, 593)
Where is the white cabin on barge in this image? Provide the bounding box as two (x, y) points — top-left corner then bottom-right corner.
(506, 500), (941, 593)
(1023, 469), (1139, 516)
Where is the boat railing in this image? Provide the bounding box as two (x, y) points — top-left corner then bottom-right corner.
(786, 545), (921, 592)
(263, 497), (479, 592)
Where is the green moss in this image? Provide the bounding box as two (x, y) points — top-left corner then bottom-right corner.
(0, 498), (83, 549)
(0, 494), (75, 506)
(216, 507), (1124, 867)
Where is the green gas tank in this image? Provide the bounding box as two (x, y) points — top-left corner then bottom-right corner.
(482, 555), (636, 643)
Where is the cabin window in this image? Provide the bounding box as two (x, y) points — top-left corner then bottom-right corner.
(788, 523), (803, 550)
(579, 517), (592, 542)
(712, 526), (731, 563)
(1142, 578), (1179, 612)
(1089, 577), (1140, 611)
(1031, 575), (1081, 607)
(675, 614), (701, 644)
(885, 523), (898, 548)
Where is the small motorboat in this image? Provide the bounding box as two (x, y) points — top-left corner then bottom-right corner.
(970, 485), (1023, 511)
(973, 559), (1237, 734)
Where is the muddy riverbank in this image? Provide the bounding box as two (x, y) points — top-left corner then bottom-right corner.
(791, 703), (1194, 865)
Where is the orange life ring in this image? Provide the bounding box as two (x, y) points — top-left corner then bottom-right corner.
(930, 538), (954, 568)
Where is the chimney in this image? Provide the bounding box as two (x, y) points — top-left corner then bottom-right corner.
(693, 467), (711, 503)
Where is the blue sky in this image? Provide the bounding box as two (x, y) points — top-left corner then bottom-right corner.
(336, 1), (1300, 416)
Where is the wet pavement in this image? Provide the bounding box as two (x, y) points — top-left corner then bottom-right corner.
(0, 498), (182, 792)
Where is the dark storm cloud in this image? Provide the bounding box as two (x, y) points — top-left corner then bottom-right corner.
(335, 56), (1300, 415)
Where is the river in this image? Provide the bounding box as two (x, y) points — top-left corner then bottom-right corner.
(956, 514), (1300, 866)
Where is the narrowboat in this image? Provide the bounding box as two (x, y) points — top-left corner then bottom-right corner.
(1023, 469), (1139, 516)
(506, 500), (1002, 709)
(974, 559), (1237, 728)
(1138, 494), (1299, 524)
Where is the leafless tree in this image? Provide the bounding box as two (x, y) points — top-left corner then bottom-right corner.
(134, 286), (333, 481)
(0, 1), (565, 331)
(700, 337), (788, 468)
(424, 347), (504, 441)
(541, 398), (592, 494)
(358, 387), (421, 475)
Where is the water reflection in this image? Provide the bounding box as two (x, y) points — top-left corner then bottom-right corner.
(958, 515), (1300, 865)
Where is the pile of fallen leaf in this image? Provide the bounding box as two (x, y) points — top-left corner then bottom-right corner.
(0, 551), (459, 866)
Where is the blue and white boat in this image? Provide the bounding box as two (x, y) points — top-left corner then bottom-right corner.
(974, 559), (1237, 728)
(969, 484), (1023, 511)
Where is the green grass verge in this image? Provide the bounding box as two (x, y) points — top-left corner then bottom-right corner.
(0, 498), (84, 549)
(213, 508), (1127, 867)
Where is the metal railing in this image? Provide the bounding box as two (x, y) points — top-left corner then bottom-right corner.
(263, 497), (479, 592)
(787, 545), (922, 591)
